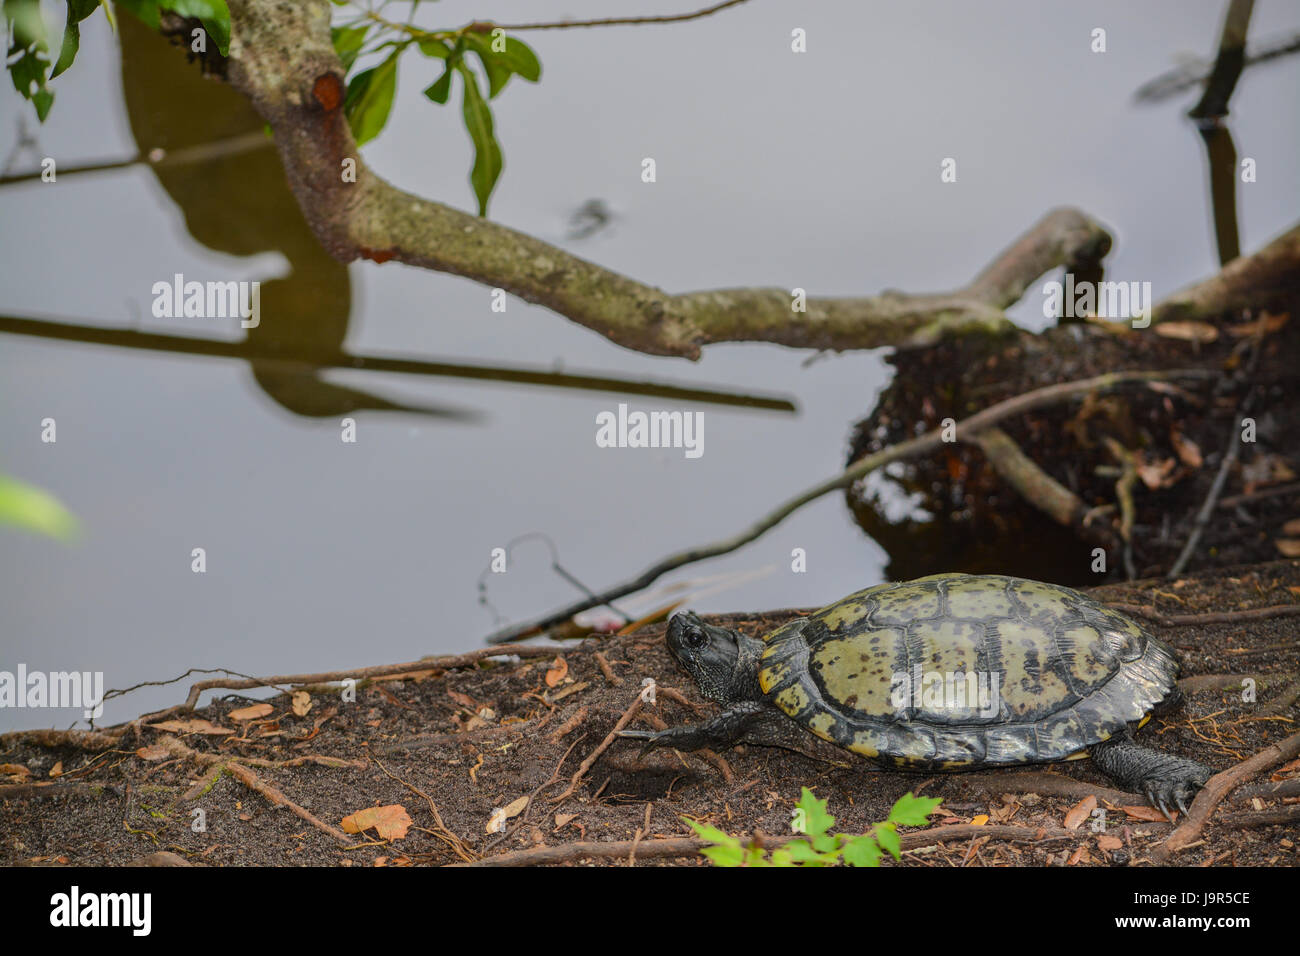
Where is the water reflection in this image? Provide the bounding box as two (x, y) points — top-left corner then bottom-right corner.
(0, 17), (794, 417)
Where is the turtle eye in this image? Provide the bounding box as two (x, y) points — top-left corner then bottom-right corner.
(685, 627), (708, 649)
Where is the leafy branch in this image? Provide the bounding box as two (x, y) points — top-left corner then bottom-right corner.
(686, 788), (943, 867)
(334, 7), (541, 216)
(4, 0), (230, 121)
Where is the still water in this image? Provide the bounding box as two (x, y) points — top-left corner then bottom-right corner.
(2, 1), (1297, 729)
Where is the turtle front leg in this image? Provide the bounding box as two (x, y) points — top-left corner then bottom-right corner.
(618, 701), (765, 756)
(1089, 734), (1212, 821)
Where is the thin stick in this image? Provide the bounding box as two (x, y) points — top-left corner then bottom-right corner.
(1167, 339), (1263, 578)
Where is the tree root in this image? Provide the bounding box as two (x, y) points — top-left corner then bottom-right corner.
(1148, 729), (1300, 864)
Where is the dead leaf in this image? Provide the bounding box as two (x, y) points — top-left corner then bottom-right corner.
(485, 796), (529, 834)
(1275, 539), (1300, 558)
(148, 718), (233, 736)
(135, 745), (171, 762)
(1136, 455), (1179, 490)
(1154, 321), (1219, 343)
(970, 814), (989, 826)
(48, 761), (63, 778)
(1097, 834), (1123, 851)
(551, 681), (589, 702)
(1170, 430), (1203, 468)
(447, 689), (479, 711)
(1064, 795), (1097, 830)
(291, 691), (312, 717)
(545, 656), (568, 687)
(341, 804), (413, 840)
(1121, 805), (1168, 822)
(1281, 519), (1300, 536)
(469, 753), (483, 783)
(0, 763), (31, 781)
(228, 703), (274, 722)
(1227, 311), (1289, 337)
(554, 812), (578, 830)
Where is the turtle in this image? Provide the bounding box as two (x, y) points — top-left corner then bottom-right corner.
(620, 574), (1212, 818)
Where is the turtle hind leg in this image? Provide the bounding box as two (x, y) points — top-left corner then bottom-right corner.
(1089, 734), (1211, 821)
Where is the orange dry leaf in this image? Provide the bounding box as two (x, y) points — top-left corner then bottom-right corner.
(1154, 321), (1218, 343)
(0, 763), (31, 781)
(135, 744), (171, 762)
(228, 703), (274, 722)
(545, 656), (568, 687)
(970, 814), (989, 826)
(1121, 805), (1167, 822)
(1275, 539), (1300, 558)
(1281, 518), (1300, 536)
(1096, 834), (1123, 851)
(48, 761), (63, 778)
(148, 718), (234, 736)
(291, 691), (312, 717)
(1064, 795), (1097, 830)
(341, 804), (413, 841)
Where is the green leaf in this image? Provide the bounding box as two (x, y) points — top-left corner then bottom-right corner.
(462, 33), (510, 98)
(874, 821), (902, 861)
(0, 474), (79, 540)
(113, 0), (161, 30)
(769, 848), (795, 867)
(51, 0), (99, 79)
(417, 37), (451, 59)
(457, 61), (502, 217)
(422, 63), (454, 104)
(683, 818), (739, 848)
(4, 0), (49, 48)
(887, 792), (943, 827)
(796, 787), (835, 838)
(344, 51), (399, 147)
(331, 24), (369, 72)
(497, 36), (541, 82)
(167, 0), (231, 55)
(841, 835), (883, 868)
(700, 843), (744, 867)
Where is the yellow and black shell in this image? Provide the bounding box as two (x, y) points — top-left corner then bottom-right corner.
(757, 574), (1179, 770)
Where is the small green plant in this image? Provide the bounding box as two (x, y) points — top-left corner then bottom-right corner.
(0, 472), (79, 540)
(685, 788), (942, 867)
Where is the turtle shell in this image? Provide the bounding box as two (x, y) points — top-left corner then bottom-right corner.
(757, 574), (1179, 769)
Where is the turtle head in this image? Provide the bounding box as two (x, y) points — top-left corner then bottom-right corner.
(666, 611), (759, 704)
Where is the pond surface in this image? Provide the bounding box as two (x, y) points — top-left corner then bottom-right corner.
(2, 1), (1297, 729)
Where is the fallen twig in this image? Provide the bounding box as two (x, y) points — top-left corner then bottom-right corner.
(551, 696), (644, 802)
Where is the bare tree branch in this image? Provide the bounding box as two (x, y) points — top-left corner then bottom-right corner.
(221, 1), (1109, 359)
